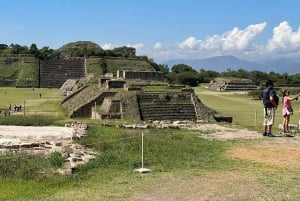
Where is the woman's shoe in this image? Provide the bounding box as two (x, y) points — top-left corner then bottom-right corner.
(266, 133), (276, 137)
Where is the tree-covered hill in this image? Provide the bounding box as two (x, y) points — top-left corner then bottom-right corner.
(58, 41), (104, 58)
(0, 41), (166, 87)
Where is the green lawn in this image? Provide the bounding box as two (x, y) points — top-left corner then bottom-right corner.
(0, 87), (66, 117)
(1, 86), (300, 200)
(194, 84), (300, 133)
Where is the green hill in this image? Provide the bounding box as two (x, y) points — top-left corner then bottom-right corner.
(58, 41), (104, 57)
(0, 54), (38, 87)
(0, 41), (159, 87)
(86, 57), (156, 77)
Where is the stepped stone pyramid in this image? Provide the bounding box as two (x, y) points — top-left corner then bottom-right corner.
(209, 78), (259, 91)
(39, 58), (85, 88)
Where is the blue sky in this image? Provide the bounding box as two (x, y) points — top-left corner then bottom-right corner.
(1, 0), (300, 63)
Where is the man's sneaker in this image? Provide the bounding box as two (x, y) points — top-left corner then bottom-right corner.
(263, 132), (268, 136)
(266, 133), (276, 137)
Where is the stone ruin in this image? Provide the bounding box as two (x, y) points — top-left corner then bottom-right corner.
(209, 78), (259, 91)
(0, 122), (96, 175)
(117, 70), (164, 81)
(39, 58), (86, 88)
(61, 73), (222, 123)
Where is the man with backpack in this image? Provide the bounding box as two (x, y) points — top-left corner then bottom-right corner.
(262, 80), (279, 137)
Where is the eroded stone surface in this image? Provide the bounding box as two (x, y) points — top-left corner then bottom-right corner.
(0, 122), (96, 174)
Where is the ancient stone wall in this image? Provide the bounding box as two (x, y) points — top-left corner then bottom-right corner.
(69, 91), (117, 118)
(117, 70), (164, 81)
(209, 78), (259, 91)
(107, 80), (126, 89)
(39, 58), (86, 88)
(137, 92), (197, 121)
(99, 78), (111, 88)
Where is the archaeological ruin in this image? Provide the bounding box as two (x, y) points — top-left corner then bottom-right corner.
(41, 58), (227, 123)
(208, 78), (259, 91)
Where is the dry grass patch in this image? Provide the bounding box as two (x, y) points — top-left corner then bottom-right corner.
(228, 145), (300, 168)
(131, 171), (269, 201)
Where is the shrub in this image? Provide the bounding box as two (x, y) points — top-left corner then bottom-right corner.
(49, 152), (64, 169)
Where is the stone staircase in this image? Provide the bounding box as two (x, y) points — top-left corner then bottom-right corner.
(220, 81), (258, 91)
(137, 92), (197, 121)
(209, 78), (259, 91)
(39, 58), (85, 88)
(62, 85), (116, 118)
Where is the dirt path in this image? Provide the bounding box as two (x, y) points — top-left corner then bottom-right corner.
(131, 124), (300, 201)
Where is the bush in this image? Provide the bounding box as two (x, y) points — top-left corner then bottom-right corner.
(49, 152), (64, 169)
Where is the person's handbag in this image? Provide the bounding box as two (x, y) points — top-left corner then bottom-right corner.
(287, 106), (293, 115)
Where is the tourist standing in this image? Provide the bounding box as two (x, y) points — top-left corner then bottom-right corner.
(262, 80), (279, 137)
(281, 90), (300, 134)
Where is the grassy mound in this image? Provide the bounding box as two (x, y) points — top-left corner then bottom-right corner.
(0, 55), (38, 87)
(86, 57), (156, 77)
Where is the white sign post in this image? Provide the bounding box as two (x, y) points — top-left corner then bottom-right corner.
(134, 131), (151, 173)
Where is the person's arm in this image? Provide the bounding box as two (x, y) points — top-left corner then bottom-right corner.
(270, 96), (278, 108)
(287, 93), (300, 101)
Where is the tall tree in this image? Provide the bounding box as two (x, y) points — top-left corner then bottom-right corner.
(171, 64), (197, 73)
(29, 43), (39, 57)
(113, 46), (136, 58)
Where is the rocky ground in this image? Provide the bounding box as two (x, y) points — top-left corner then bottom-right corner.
(0, 122), (96, 174)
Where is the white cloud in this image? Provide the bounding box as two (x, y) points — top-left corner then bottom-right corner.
(179, 22), (266, 52)
(266, 21), (300, 53)
(104, 21), (300, 62)
(101, 43), (113, 50)
(179, 36), (202, 49)
(154, 42), (162, 50)
(126, 43), (144, 50)
(222, 23), (266, 50)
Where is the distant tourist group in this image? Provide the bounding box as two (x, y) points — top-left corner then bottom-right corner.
(8, 104), (22, 112)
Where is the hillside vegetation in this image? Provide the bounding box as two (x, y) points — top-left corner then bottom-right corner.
(0, 41), (158, 87)
(0, 55), (38, 87)
(86, 57), (156, 77)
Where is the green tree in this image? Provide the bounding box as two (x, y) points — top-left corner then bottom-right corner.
(171, 64), (197, 73)
(176, 71), (199, 86)
(0, 44), (8, 51)
(9, 43), (29, 54)
(113, 46), (136, 58)
(29, 43), (39, 57)
(198, 68), (219, 83)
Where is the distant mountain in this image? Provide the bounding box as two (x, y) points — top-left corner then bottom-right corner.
(260, 58), (300, 74)
(163, 55), (300, 74)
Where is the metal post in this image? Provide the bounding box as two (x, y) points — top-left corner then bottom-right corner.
(255, 109), (257, 127)
(141, 131), (144, 169)
(134, 131), (150, 173)
(94, 101), (96, 119)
